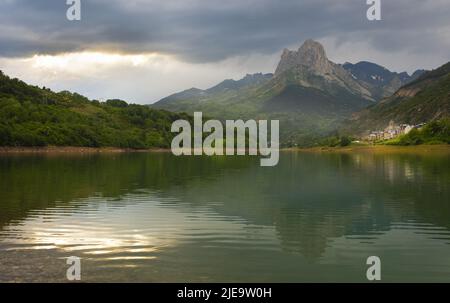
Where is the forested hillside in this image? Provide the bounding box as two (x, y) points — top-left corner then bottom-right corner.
(0, 71), (190, 148)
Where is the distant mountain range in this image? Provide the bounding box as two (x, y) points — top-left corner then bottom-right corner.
(342, 61), (425, 100)
(343, 62), (450, 136)
(153, 39), (428, 145)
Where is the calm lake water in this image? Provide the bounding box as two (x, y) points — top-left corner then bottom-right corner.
(0, 149), (449, 282)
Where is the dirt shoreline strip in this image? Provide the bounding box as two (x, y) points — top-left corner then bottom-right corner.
(0, 146), (171, 154)
(0, 145), (449, 154)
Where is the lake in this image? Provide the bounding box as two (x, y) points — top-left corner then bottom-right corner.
(0, 148), (449, 282)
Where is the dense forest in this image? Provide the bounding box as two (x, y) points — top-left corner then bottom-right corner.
(0, 70), (191, 148)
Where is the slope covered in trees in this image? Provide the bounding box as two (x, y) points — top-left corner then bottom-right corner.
(0, 71), (190, 148)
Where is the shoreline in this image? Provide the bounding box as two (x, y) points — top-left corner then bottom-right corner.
(0, 146), (171, 154)
(0, 144), (449, 155)
(284, 144), (450, 154)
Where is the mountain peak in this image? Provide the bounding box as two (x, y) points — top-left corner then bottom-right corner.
(298, 39), (327, 56)
(275, 39), (331, 76)
(297, 39), (329, 71)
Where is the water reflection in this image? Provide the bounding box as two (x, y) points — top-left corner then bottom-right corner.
(0, 150), (449, 282)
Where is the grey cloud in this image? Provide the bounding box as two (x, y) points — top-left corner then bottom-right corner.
(0, 0), (449, 64)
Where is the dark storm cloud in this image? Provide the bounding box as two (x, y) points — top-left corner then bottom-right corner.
(0, 0), (449, 62)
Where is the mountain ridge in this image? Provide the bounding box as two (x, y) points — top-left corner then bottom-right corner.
(342, 62), (450, 136)
(342, 61), (425, 100)
(153, 39), (424, 145)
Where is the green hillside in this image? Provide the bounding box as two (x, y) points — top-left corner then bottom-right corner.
(344, 62), (450, 136)
(0, 71), (190, 148)
(154, 69), (373, 147)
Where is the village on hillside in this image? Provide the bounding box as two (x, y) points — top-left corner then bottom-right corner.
(365, 120), (426, 142)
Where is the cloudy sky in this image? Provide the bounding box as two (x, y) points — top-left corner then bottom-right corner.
(0, 0), (449, 104)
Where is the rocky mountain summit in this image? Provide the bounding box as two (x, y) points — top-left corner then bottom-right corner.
(272, 39), (373, 102)
(275, 40), (332, 76)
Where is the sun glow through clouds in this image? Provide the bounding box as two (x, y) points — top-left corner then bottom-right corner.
(29, 52), (160, 70)
(0, 50), (277, 103)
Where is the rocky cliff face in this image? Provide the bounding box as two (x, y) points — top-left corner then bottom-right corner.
(275, 40), (332, 76)
(273, 39), (373, 101)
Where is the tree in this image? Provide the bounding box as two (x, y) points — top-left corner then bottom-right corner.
(340, 136), (352, 147)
